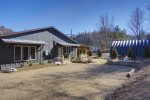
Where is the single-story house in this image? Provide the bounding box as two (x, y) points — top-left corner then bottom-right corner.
(110, 40), (150, 58)
(0, 26), (79, 69)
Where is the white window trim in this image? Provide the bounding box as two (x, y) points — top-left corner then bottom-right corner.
(22, 46), (29, 61)
(63, 46), (72, 54)
(30, 46), (36, 60)
(14, 45), (22, 62)
(14, 45), (37, 62)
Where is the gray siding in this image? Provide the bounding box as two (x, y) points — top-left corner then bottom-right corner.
(3, 29), (76, 56)
(0, 44), (43, 64)
(0, 44), (43, 69)
(0, 44), (14, 64)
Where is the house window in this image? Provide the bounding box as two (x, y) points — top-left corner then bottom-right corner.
(63, 47), (71, 54)
(22, 46), (29, 60)
(14, 45), (36, 62)
(14, 46), (22, 61)
(30, 46), (36, 60)
(63, 47), (67, 54)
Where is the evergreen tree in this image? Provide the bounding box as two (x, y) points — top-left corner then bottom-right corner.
(97, 48), (102, 57)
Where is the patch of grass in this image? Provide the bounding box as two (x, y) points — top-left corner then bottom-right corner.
(17, 64), (56, 72)
(92, 58), (107, 64)
(100, 59), (107, 64)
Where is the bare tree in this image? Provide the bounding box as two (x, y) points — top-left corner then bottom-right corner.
(95, 14), (114, 52)
(128, 7), (145, 40)
(73, 31), (93, 46)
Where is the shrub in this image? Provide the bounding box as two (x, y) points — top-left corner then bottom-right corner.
(144, 46), (150, 58)
(48, 60), (53, 63)
(97, 48), (102, 57)
(72, 57), (81, 63)
(39, 60), (44, 65)
(87, 49), (92, 56)
(111, 47), (118, 59)
(127, 48), (134, 59)
(54, 57), (62, 62)
(20, 63), (24, 67)
(87, 58), (93, 63)
(28, 60), (33, 66)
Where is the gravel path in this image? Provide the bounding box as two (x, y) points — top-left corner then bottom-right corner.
(0, 63), (132, 100)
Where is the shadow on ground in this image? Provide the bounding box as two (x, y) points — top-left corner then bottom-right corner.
(0, 64), (132, 100)
(29, 64), (132, 100)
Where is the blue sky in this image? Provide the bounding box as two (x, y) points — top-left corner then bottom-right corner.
(0, 0), (149, 34)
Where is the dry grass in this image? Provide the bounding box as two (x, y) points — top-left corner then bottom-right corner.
(17, 63), (58, 71)
(106, 66), (150, 100)
(0, 63), (132, 100)
(92, 58), (107, 64)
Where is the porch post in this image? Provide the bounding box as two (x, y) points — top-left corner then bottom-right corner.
(68, 54), (71, 62)
(61, 55), (64, 64)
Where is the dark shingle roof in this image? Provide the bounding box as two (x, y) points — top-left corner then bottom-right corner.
(0, 26), (53, 37)
(0, 26), (78, 44)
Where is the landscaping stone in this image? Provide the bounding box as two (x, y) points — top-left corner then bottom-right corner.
(1, 68), (17, 73)
(54, 61), (62, 65)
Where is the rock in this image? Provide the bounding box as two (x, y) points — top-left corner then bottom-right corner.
(9, 68), (17, 72)
(55, 61), (62, 65)
(1, 68), (17, 73)
(1, 69), (13, 73)
(107, 59), (113, 64)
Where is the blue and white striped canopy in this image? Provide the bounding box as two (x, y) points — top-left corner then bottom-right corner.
(111, 39), (149, 57)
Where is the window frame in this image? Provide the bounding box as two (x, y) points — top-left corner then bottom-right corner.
(14, 45), (22, 62)
(30, 46), (36, 60)
(14, 45), (36, 62)
(22, 46), (29, 61)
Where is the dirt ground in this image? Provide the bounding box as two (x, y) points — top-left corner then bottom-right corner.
(109, 66), (150, 100)
(0, 63), (132, 100)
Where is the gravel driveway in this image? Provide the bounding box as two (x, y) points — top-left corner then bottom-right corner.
(0, 63), (132, 100)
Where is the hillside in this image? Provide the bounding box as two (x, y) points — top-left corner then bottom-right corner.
(107, 66), (150, 100)
(0, 26), (14, 36)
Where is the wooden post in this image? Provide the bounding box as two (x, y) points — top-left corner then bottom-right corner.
(61, 55), (64, 64)
(86, 48), (88, 57)
(68, 54), (71, 62)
